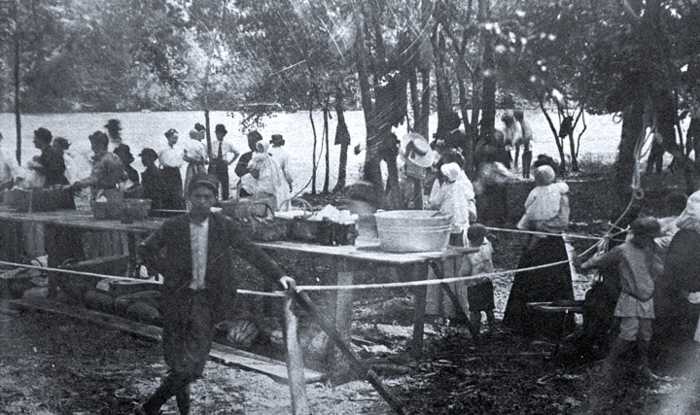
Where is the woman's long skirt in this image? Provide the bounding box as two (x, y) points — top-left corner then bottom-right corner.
(503, 235), (575, 339)
(161, 166), (185, 210)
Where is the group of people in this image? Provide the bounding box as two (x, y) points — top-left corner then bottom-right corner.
(410, 119), (700, 380)
(434, 109), (534, 180)
(0, 119), (296, 212)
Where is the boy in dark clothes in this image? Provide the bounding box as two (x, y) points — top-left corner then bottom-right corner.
(461, 224), (496, 334)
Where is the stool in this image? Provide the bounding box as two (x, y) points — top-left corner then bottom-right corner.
(527, 301), (584, 357)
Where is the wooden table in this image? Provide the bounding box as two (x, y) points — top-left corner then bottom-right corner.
(0, 207), (163, 280)
(0, 208), (472, 374)
(257, 241), (473, 376)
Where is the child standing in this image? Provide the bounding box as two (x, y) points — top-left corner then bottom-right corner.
(579, 217), (661, 378)
(461, 224), (496, 334)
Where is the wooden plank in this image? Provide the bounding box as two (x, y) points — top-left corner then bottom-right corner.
(258, 240), (473, 265)
(9, 298), (163, 341)
(8, 298), (324, 383)
(0, 207), (162, 234)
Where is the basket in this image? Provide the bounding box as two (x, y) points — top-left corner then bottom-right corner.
(285, 218), (357, 246)
(375, 210), (452, 252)
(123, 199), (152, 220)
(92, 200), (125, 220)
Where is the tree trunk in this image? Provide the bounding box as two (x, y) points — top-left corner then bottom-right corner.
(408, 67), (431, 140)
(419, 68), (431, 139)
(333, 91), (350, 193)
(615, 101), (644, 209)
(478, 0), (495, 143)
(309, 103), (318, 195)
(13, 1), (21, 165)
(204, 109), (212, 158)
(322, 105), (330, 194)
(539, 100), (567, 173)
(456, 63), (473, 172)
(433, 28), (452, 138)
(567, 109), (583, 172)
(354, 5), (383, 199)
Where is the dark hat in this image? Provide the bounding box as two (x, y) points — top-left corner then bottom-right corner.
(631, 217), (661, 238)
(114, 144), (135, 164)
(214, 124), (227, 134)
(467, 223), (488, 242)
(194, 122), (206, 132)
(247, 130), (263, 142)
(88, 130), (109, 147)
(187, 173), (219, 196)
(34, 127), (53, 143)
(270, 134), (284, 144)
(53, 136), (70, 150)
(138, 147), (158, 160)
(104, 119), (122, 131)
(164, 128), (178, 138)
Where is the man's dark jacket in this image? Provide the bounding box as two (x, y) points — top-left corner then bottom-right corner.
(139, 212), (285, 323)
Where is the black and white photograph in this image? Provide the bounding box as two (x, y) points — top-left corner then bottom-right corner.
(0, 0), (699, 413)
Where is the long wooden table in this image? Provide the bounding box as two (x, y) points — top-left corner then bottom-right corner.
(0, 208), (471, 375)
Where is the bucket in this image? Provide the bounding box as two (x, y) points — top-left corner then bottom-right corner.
(375, 210), (452, 252)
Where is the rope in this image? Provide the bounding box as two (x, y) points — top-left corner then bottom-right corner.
(294, 260), (571, 292)
(483, 227), (609, 241)
(237, 289), (285, 298)
(0, 259), (285, 298)
(0, 259), (157, 283)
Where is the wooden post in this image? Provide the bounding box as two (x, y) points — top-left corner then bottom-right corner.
(290, 288), (405, 415)
(332, 266), (354, 379)
(283, 293), (311, 415)
(410, 263), (427, 359)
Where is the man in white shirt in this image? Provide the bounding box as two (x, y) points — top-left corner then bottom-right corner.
(208, 124), (240, 200)
(158, 128), (185, 210)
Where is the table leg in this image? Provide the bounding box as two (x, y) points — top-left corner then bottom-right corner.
(331, 265), (354, 379)
(411, 263), (428, 359)
(127, 234), (138, 278)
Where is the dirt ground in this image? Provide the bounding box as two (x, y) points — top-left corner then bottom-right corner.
(3, 266), (700, 414)
(0, 309), (391, 415)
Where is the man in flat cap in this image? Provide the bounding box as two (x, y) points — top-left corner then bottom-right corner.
(136, 173), (290, 414)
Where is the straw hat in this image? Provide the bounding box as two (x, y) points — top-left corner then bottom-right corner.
(403, 132), (434, 168)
